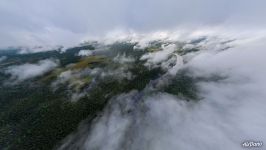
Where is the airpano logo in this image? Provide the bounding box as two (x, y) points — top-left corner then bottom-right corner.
(242, 140), (263, 148)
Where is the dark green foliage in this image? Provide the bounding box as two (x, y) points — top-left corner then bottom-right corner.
(164, 70), (199, 100)
(178, 48), (200, 56)
(109, 42), (144, 58)
(0, 82), (105, 150)
(0, 61), (164, 150)
(0, 45), (96, 68)
(125, 63), (163, 91)
(0, 42), (201, 150)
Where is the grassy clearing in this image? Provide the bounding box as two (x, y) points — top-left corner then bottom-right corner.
(71, 56), (107, 70)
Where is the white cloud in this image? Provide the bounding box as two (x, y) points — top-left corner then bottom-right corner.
(17, 45), (62, 54)
(78, 50), (93, 57)
(5, 59), (58, 82)
(140, 44), (177, 65)
(139, 43), (184, 74)
(113, 53), (135, 64)
(58, 32), (266, 150)
(0, 0), (266, 48)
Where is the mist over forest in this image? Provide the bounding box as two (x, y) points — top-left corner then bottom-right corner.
(0, 0), (266, 150)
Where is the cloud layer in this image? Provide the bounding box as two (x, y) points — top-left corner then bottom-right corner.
(58, 32), (266, 150)
(0, 0), (266, 48)
(5, 59), (58, 82)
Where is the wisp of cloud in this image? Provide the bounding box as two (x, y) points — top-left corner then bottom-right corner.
(5, 59), (58, 83)
(57, 31), (266, 150)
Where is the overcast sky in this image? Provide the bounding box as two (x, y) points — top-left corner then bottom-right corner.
(0, 0), (266, 47)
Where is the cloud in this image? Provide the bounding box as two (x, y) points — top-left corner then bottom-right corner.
(57, 32), (266, 150)
(140, 44), (177, 65)
(78, 50), (93, 57)
(17, 45), (62, 54)
(5, 59), (58, 82)
(113, 53), (135, 64)
(0, 0), (266, 48)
